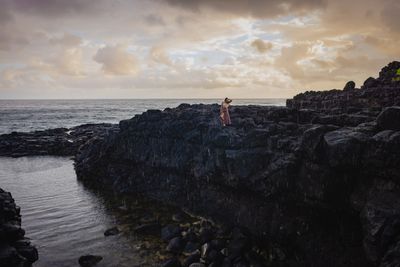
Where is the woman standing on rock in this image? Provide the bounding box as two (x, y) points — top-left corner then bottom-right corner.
(220, 97), (232, 126)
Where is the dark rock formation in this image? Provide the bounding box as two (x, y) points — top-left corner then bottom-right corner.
(104, 226), (120, 236)
(78, 255), (103, 267)
(75, 61), (400, 267)
(287, 61), (400, 111)
(343, 80), (356, 91)
(0, 188), (38, 267)
(0, 123), (118, 158)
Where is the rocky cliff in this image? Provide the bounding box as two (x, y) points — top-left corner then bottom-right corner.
(0, 188), (38, 267)
(74, 61), (400, 267)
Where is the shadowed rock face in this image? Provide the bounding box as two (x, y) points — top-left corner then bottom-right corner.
(75, 62), (400, 267)
(0, 188), (38, 267)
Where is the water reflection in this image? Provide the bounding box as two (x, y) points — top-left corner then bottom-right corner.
(0, 156), (184, 267)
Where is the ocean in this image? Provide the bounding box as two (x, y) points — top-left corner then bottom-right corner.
(0, 99), (285, 134)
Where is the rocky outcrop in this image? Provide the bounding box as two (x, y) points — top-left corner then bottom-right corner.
(286, 61), (400, 112)
(0, 188), (38, 267)
(0, 123), (118, 157)
(75, 61), (400, 267)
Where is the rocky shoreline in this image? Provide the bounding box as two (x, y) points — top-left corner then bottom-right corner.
(0, 188), (38, 267)
(74, 61), (400, 267)
(0, 61), (400, 266)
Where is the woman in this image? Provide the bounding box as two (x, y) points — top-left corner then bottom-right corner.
(220, 97), (232, 126)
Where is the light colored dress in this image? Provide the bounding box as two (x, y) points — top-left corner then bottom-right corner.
(220, 102), (231, 125)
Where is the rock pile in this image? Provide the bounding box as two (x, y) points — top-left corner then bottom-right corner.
(0, 188), (38, 267)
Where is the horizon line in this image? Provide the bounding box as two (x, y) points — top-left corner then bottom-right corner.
(0, 97), (288, 101)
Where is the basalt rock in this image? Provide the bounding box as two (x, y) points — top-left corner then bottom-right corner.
(0, 123), (118, 158)
(74, 62), (400, 267)
(287, 61), (400, 112)
(343, 80), (356, 91)
(0, 188), (38, 267)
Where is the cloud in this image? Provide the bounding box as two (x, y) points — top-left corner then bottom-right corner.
(381, 0), (400, 33)
(54, 48), (84, 76)
(164, 0), (326, 18)
(0, 0), (399, 98)
(144, 14), (165, 26)
(8, 0), (104, 17)
(251, 39), (273, 53)
(149, 46), (172, 66)
(93, 44), (139, 75)
(49, 33), (82, 47)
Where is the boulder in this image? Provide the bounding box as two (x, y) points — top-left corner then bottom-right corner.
(104, 226), (120, 236)
(78, 255), (103, 267)
(343, 81), (356, 91)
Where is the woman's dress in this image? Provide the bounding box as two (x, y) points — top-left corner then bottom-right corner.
(220, 102), (231, 125)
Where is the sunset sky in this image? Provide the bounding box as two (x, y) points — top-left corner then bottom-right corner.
(0, 0), (399, 99)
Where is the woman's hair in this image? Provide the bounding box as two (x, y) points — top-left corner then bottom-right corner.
(224, 97), (232, 103)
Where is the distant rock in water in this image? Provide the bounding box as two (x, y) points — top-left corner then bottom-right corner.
(0, 123), (119, 157)
(104, 226), (120, 236)
(74, 61), (400, 267)
(78, 255), (103, 267)
(0, 188), (38, 267)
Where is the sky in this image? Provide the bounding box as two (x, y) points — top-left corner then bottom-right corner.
(0, 0), (399, 99)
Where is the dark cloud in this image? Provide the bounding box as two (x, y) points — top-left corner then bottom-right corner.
(164, 0), (326, 18)
(381, 0), (400, 33)
(0, 1), (14, 24)
(5, 0), (104, 17)
(49, 33), (82, 47)
(251, 39), (273, 53)
(145, 14), (165, 26)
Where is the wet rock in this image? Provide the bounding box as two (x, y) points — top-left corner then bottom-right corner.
(78, 255), (103, 267)
(172, 211), (190, 222)
(0, 188), (38, 267)
(104, 226), (120, 236)
(182, 228), (198, 243)
(183, 251), (201, 267)
(166, 236), (185, 253)
(0, 245), (22, 267)
(162, 257), (182, 267)
(133, 223), (161, 236)
(15, 244), (39, 263)
(199, 227), (215, 244)
(183, 241), (200, 255)
(189, 263), (206, 267)
(161, 224), (182, 242)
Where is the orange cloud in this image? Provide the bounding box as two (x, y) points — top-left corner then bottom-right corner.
(93, 45), (139, 75)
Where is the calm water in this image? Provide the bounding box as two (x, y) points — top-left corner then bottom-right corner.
(0, 156), (174, 267)
(0, 99), (285, 134)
